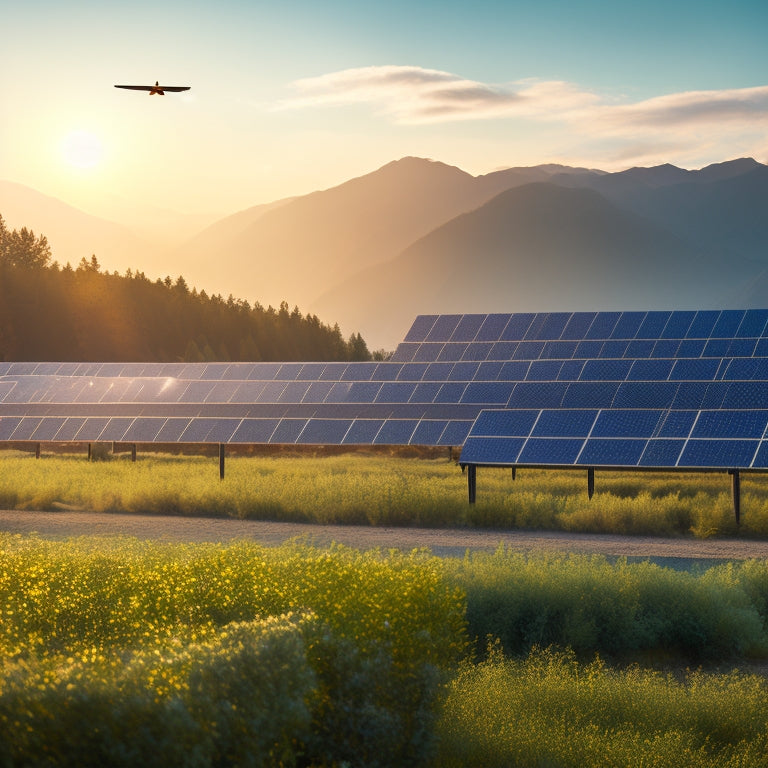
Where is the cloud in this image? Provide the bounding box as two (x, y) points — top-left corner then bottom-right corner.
(278, 65), (598, 123)
(276, 65), (768, 169)
(279, 65), (768, 133)
(593, 85), (768, 132)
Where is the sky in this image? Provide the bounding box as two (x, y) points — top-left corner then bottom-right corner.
(2, 0), (767, 226)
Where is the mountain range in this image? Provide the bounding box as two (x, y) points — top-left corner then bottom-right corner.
(3, 156), (767, 350)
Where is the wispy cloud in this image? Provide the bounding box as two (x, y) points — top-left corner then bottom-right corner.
(278, 65), (598, 123)
(277, 65), (768, 167)
(593, 85), (768, 131)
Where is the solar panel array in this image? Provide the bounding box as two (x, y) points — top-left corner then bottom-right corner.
(2, 309), (768, 471)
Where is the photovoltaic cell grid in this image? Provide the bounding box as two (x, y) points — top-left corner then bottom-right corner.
(2, 310), (768, 467)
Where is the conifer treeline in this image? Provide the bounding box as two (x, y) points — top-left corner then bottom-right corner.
(0, 214), (374, 362)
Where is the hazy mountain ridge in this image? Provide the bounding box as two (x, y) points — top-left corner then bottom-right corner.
(4, 155), (767, 350)
(306, 156), (768, 347)
(170, 157), (604, 310)
(311, 180), (759, 347)
(550, 159), (768, 261)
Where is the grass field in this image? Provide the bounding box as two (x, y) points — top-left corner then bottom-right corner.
(3, 450), (768, 765)
(2, 449), (768, 538)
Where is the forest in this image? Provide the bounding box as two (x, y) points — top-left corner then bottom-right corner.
(0, 214), (374, 362)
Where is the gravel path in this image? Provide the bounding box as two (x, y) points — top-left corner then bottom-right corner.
(3, 509), (768, 565)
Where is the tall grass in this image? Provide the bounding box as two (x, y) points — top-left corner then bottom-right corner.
(445, 549), (768, 661)
(434, 646), (768, 768)
(2, 451), (768, 537)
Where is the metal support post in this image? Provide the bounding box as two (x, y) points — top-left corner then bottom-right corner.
(467, 464), (477, 504)
(587, 467), (595, 499)
(219, 443), (225, 480)
(131, 444), (137, 463)
(730, 469), (741, 525)
(511, 466), (516, 481)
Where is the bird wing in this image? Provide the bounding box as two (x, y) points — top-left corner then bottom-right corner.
(114, 85), (190, 91)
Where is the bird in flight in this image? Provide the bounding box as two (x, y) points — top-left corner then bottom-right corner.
(114, 81), (190, 95)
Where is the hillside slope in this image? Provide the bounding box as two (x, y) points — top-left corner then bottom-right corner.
(311, 182), (760, 349)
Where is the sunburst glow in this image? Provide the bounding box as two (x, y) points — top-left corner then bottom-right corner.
(61, 130), (103, 169)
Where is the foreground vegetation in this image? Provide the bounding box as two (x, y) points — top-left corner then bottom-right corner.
(0, 536), (465, 767)
(2, 535), (768, 766)
(2, 451), (768, 538)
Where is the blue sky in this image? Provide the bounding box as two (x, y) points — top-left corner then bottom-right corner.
(2, 0), (767, 221)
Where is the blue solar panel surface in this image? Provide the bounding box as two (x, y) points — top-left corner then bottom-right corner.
(3, 310), (768, 469)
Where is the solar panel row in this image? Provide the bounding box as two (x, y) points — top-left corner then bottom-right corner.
(0, 415), (473, 447)
(460, 408), (768, 469)
(393, 337), (768, 364)
(401, 310), (768, 345)
(2, 376), (767, 412)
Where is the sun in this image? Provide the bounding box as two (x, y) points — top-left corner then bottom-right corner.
(61, 130), (103, 169)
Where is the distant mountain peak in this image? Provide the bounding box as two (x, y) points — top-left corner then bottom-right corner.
(697, 157), (763, 181)
(374, 156), (473, 179)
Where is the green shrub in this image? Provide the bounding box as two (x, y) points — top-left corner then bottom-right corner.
(0, 614), (315, 768)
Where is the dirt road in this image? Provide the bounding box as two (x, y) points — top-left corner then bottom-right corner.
(3, 508), (768, 565)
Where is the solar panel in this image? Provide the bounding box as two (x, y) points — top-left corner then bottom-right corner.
(270, 418), (307, 443)
(579, 438), (647, 466)
(412, 343), (442, 362)
(403, 315), (437, 343)
(437, 343), (468, 362)
(151, 418), (190, 442)
(477, 314), (511, 341)
(737, 309), (768, 337)
(10, 418), (42, 441)
(439, 420), (473, 445)
(410, 419), (450, 445)
(55, 417), (87, 441)
(122, 418), (165, 442)
(342, 419), (385, 444)
(230, 419), (279, 443)
(451, 314), (484, 342)
(426, 314), (462, 342)
(527, 360), (564, 381)
(501, 313), (535, 340)
(679, 439), (758, 468)
(518, 437), (584, 465)
(30, 417), (67, 441)
(532, 410), (597, 438)
(657, 410), (697, 438)
(397, 363), (429, 381)
(297, 418), (352, 444)
(692, 411), (768, 439)
(374, 419), (418, 445)
(585, 312), (620, 339)
(460, 382), (515, 404)
(639, 439), (686, 467)
(100, 418), (134, 442)
(562, 312), (596, 339)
